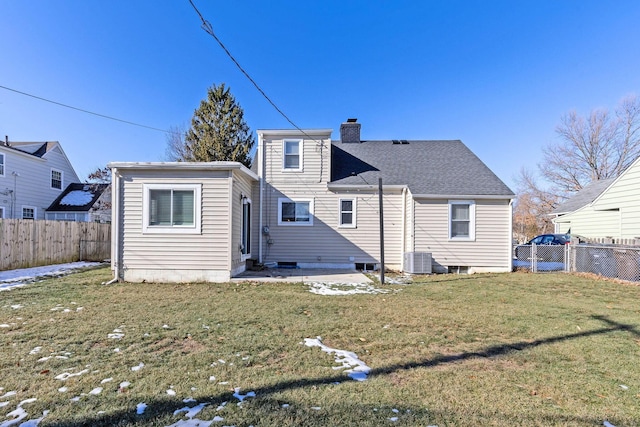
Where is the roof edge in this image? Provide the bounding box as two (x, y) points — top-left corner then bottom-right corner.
(107, 161), (258, 181)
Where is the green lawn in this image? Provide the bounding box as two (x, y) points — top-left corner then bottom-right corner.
(0, 267), (639, 426)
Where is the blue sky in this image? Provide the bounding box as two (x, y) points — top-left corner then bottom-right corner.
(2, 1), (640, 191)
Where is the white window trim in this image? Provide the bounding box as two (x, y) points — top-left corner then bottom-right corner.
(142, 183), (202, 234)
(338, 198), (356, 228)
(241, 197), (252, 261)
(51, 168), (63, 190)
(277, 197), (314, 226)
(448, 200), (475, 241)
(22, 206), (37, 220)
(0, 153), (5, 177)
(282, 139), (303, 172)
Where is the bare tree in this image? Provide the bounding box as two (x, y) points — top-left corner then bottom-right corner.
(541, 95), (640, 194)
(513, 167), (560, 241)
(165, 124), (188, 162)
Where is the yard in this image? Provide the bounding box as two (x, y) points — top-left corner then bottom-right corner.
(0, 267), (639, 426)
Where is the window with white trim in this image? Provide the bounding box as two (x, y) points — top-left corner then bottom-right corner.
(0, 153), (4, 176)
(241, 197), (251, 257)
(142, 184), (201, 234)
(282, 139), (302, 171)
(339, 198), (356, 228)
(0, 207), (4, 218)
(449, 200), (475, 240)
(51, 169), (63, 190)
(22, 206), (36, 220)
(278, 198), (313, 225)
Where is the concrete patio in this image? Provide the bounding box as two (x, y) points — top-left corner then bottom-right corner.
(232, 268), (373, 284)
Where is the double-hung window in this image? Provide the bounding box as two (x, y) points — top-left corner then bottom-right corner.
(0, 153), (4, 176)
(449, 200), (475, 240)
(283, 139), (302, 171)
(51, 169), (63, 190)
(143, 184), (201, 234)
(278, 198), (313, 225)
(339, 198), (356, 228)
(22, 207), (36, 220)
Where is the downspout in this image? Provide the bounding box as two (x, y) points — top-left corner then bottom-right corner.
(400, 187), (407, 272)
(104, 167), (120, 285)
(258, 132), (264, 264)
(508, 198), (514, 272)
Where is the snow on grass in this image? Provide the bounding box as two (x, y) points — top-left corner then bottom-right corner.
(0, 262), (102, 291)
(308, 281), (390, 296)
(303, 337), (371, 381)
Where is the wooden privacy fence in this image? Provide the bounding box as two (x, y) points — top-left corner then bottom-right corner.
(0, 219), (111, 271)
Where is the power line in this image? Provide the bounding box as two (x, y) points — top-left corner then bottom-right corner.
(186, 0), (315, 140)
(0, 85), (170, 134)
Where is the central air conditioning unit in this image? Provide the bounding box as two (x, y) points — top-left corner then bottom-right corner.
(403, 252), (432, 274)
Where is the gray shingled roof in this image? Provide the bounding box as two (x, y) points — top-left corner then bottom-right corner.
(552, 178), (615, 214)
(330, 140), (514, 196)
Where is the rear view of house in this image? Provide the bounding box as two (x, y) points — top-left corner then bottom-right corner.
(109, 120), (514, 283)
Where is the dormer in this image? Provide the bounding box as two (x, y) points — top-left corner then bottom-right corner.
(256, 129), (332, 185)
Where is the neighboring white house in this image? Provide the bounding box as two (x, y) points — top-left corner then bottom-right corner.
(0, 140), (80, 220)
(109, 120), (515, 283)
(552, 155), (640, 242)
(45, 183), (111, 223)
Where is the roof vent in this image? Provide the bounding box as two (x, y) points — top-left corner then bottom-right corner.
(340, 118), (361, 143)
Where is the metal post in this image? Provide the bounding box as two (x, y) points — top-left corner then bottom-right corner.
(378, 178), (385, 284)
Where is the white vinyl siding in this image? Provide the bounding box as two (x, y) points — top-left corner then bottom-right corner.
(118, 170), (232, 280)
(258, 132), (402, 268)
(414, 199), (511, 272)
(0, 144), (80, 219)
(231, 170), (255, 271)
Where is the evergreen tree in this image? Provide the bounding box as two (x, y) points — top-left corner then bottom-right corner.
(167, 84), (254, 167)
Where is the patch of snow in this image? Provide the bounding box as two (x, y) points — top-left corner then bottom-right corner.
(60, 190), (94, 207)
(308, 282), (390, 296)
(100, 378), (113, 384)
(58, 387), (68, 393)
(136, 403), (147, 415)
(167, 389), (177, 396)
(304, 337), (371, 381)
(89, 388), (102, 395)
(10, 305), (23, 309)
(0, 262), (101, 291)
(232, 388), (255, 403)
(0, 391), (17, 399)
(604, 422), (617, 427)
(131, 363), (144, 371)
(55, 369), (89, 381)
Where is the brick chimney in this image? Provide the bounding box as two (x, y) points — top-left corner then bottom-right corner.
(340, 118), (361, 143)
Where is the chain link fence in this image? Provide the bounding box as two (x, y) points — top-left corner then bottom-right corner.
(513, 243), (640, 282)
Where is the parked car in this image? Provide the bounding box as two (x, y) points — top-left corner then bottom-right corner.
(514, 234), (571, 262)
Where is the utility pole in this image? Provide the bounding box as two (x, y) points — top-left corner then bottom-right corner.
(378, 177), (385, 284)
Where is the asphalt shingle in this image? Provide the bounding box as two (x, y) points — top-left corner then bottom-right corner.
(330, 140), (514, 197)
